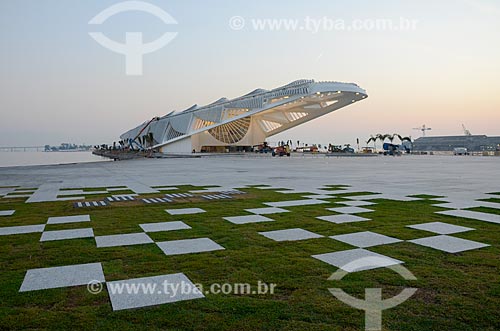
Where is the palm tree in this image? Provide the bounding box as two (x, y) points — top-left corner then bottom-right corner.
(401, 136), (413, 153)
(392, 134), (403, 144)
(375, 134), (389, 149)
(367, 135), (377, 150)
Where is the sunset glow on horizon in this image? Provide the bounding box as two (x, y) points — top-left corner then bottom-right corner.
(0, 0), (499, 147)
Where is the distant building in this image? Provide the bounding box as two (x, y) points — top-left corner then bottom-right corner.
(120, 79), (367, 153)
(413, 135), (500, 152)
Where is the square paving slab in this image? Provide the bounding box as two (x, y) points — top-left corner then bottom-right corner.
(264, 199), (328, 207)
(223, 214), (274, 225)
(244, 207), (290, 215)
(106, 187), (129, 192)
(407, 222), (474, 235)
(347, 194), (420, 201)
(155, 187), (179, 191)
(327, 206), (373, 214)
(435, 210), (500, 224)
(0, 224), (45, 236)
(0, 210), (15, 216)
(140, 221), (191, 233)
(337, 201), (376, 207)
(330, 231), (402, 248)
(345, 194), (382, 201)
(275, 190), (309, 194)
(259, 228), (323, 242)
(433, 202), (483, 209)
(156, 238), (225, 256)
(302, 194), (335, 199)
(95, 233), (153, 248)
(312, 248), (404, 272)
(165, 208), (206, 215)
(480, 201), (500, 210)
(409, 235), (489, 253)
(255, 186), (287, 190)
(316, 214), (370, 224)
(19, 262), (105, 292)
(40, 228), (94, 242)
(47, 214), (90, 225)
(107, 273), (204, 311)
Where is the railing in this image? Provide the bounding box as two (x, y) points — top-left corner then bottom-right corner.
(0, 146), (45, 152)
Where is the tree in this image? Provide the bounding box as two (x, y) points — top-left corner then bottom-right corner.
(392, 134), (403, 144)
(367, 135), (377, 150)
(401, 136), (413, 153)
(377, 133), (390, 143)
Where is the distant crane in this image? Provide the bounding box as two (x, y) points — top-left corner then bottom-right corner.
(413, 124), (432, 137)
(462, 124), (472, 136)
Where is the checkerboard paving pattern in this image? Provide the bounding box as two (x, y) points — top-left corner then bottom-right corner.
(6, 183), (499, 314)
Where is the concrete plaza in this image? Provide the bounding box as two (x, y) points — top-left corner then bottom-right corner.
(0, 155), (498, 200)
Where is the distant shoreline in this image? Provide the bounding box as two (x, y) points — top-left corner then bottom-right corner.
(0, 151), (110, 168)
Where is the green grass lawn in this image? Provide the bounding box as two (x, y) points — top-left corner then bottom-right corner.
(1, 187), (500, 330)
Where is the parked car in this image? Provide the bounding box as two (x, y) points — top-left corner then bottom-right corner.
(454, 147), (469, 155)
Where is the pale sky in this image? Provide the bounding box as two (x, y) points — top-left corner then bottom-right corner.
(0, 0), (499, 147)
